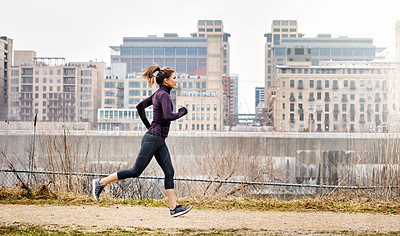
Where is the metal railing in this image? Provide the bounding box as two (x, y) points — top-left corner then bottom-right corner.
(1, 169), (398, 199)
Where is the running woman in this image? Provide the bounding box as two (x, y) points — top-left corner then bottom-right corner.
(92, 65), (192, 217)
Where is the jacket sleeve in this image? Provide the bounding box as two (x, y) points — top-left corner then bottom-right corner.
(160, 93), (188, 121)
(136, 95), (153, 129)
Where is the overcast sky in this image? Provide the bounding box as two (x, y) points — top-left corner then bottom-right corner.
(1, 0), (399, 113)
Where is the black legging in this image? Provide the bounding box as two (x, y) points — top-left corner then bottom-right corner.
(117, 133), (175, 189)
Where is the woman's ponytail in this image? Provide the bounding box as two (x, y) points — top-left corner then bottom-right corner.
(143, 65), (161, 87)
(142, 64), (175, 87)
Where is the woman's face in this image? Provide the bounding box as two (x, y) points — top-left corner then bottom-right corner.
(164, 72), (177, 88)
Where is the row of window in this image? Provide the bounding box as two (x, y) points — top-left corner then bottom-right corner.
(179, 123), (217, 131)
(283, 91), (386, 101)
(282, 112), (387, 124)
(17, 68), (90, 76)
(273, 20), (297, 26)
(284, 79), (387, 90)
(198, 28), (222, 32)
(198, 20), (222, 26)
(10, 77), (92, 85)
(283, 103), (388, 113)
(281, 67), (385, 75)
(281, 123), (382, 132)
(120, 47), (207, 56)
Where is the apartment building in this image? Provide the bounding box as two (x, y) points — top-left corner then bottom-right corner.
(274, 61), (397, 133)
(8, 51), (105, 129)
(0, 36), (13, 120)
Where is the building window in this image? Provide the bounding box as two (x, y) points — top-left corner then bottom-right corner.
(309, 80), (314, 88)
(290, 80), (294, 88)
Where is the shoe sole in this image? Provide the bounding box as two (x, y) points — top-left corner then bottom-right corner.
(171, 206), (192, 217)
(92, 179), (99, 201)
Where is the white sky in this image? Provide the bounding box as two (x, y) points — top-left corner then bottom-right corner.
(1, 0), (400, 113)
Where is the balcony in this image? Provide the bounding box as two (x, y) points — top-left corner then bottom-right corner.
(316, 85), (322, 89)
(324, 97), (330, 102)
(341, 97), (348, 102)
(309, 97), (315, 102)
(350, 85), (356, 90)
(289, 96), (296, 102)
(316, 108), (322, 113)
(298, 108), (304, 113)
(298, 85), (304, 89)
(350, 109), (356, 114)
(359, 98), (365, 102)
(332, 84), (339, 90)
(290, 119), (295, 123)
(359, 120), (365, 124)
(324, 119), (330, 124)
(117, 85), (124, 89)
(333, 108), (339, 113)
(375, 97), (381, 103)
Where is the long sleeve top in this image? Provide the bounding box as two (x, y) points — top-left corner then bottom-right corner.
(136, 85), (188, 138)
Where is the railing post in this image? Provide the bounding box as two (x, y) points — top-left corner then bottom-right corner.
(155, 177), (160, 199)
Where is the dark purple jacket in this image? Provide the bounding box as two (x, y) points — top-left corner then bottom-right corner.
(136, 85), (188, 138)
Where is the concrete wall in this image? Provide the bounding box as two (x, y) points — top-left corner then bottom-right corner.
(1, 131), (398, 187)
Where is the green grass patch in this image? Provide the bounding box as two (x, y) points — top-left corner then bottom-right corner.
(1, 223), (400, 235)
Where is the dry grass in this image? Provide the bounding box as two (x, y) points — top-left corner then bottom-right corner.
(0, 185), (399, 215)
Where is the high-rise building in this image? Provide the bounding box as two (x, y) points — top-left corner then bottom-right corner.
(8, 51), (106, 129)
(264, 20), (301, 90)
(255, 86), (265, 110)
(274, 61), (396, 133)
(191, 20), (230, 76)
(0, 36), (13, 120)
(110, 33), (208, 75)
(222, 74), (238, 125)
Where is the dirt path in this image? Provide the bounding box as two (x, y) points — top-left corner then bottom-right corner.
(1, 204), (399, 234)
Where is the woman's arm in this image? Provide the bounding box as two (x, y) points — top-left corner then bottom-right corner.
(136, 95), (153, 129)
(160, 93), (188, 121)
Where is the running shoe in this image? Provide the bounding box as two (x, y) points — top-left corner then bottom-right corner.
(170, 205), (192, 217)
(92, 179), (104, 201)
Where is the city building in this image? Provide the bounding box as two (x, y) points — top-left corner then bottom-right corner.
(276, 34), (384, 68)
(191, 20), (230, 76)
(98, 72), (157, 131)
(255, 86), (265, 111)
(222, 74), (238, 126)
(110, 33), (208, 75)
(274, 61), (397, 133)
(8, 51), (106, 129)
(264, 20), (301, 90)
(100, 34), (224, 132)
(0, 36), (13, 120)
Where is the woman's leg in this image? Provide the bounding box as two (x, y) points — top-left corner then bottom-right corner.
(99, 172), (118, 186)
(154, 142), (176, 209)
(165, 189), (177, 210)
(99, 134), (161, 186)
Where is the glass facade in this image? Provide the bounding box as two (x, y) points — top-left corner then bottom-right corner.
(111, 37), (208, 75)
